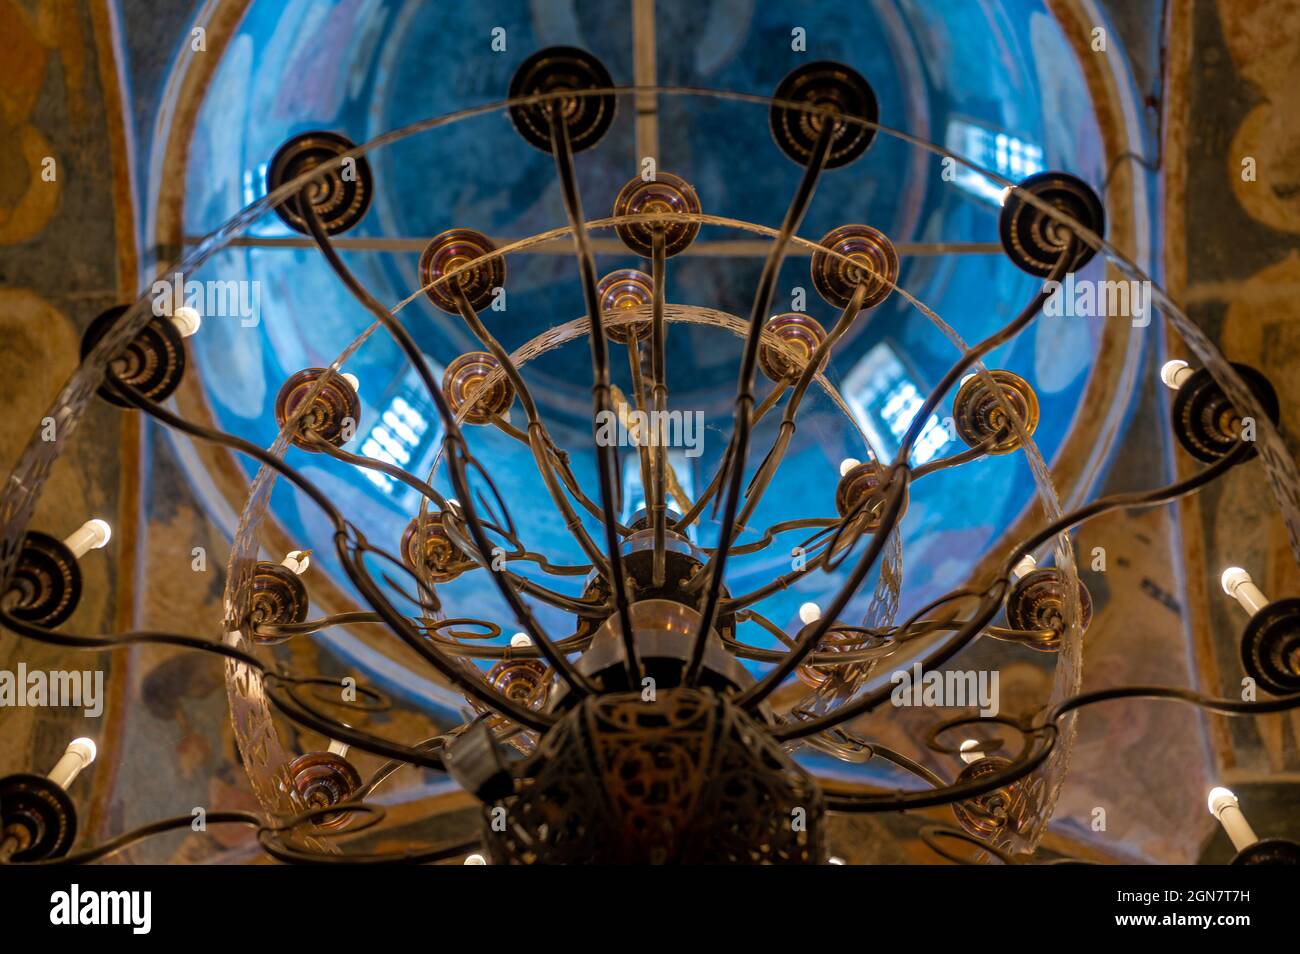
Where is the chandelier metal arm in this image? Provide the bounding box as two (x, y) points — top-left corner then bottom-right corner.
(671, 379), (791, 535)
(449, 288), (615, 575)
(487, 417), (635, 536)
(299, 202), (587, 710)
(686, 121), (837, 684)
(650, 227), (670, 587)
(734, 283), (869, 536)
(547, 106), (641, 686)
(625, 339), (657, 543)
(821, 683), (1300, 815)
(735, 466), (909, 707)
(92, 365), (560, 724)
(778, 441), (1253, 742)
(738, 247), (1078, 710)
(910, 435), (999, 479)
(892, 243), (1076, 467)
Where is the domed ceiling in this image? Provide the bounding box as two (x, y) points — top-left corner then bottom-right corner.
(165, 0), (1138, 713)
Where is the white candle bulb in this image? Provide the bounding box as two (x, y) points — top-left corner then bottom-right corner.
(1012, 553), (1038, 580)
(1207, 787), (1259, 852)
(828, 856), (845, 865)
(170, 306), (202, 338)
(464, 853), (487, 865)
(798, 602), (821, 625)
(341, 372), (360, 392)
(839, 458), (861, 477)
(959, 739), (985, 765)
(47, 738), (97, 790)
(281, 550), (311, 575)
(510, 633), (533, 648)
(1160, 359), (1193, 391)
(64, 519), (112, 560)
(1221, 567), (1268, 617)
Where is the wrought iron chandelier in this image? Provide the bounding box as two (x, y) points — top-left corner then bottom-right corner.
(3, 44), (1300, 867)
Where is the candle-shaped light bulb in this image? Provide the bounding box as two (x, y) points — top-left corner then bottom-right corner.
(1012, 553), (1038, 580)
(1221, 567), (1268, 617)
(1208, 787), (1259, 852)
(281, 550), (311, 575)
(1161, 359), (1193, 391)
(839, 458), (861, 477)
(326, 739), (349, 758)
(464, 853), (487, 865)
(510, 633), (533, 648)
(63, 519), (111, 560)
(798, 602), (821, 625)
(170, 306), (202, 338)
(828, 856), (845, 865)
(47, 738), (97, 790)
(341, 372), (360, 392)
(959, 739), (985, 765)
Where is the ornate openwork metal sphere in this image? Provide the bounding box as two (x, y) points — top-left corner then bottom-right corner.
(247, 561), (309, 643)
(998, 170), (1104, 276)
(770, 61), (879, 168)
(266, 131), (373, 235)
(401, 512), (475, 584)
(442, 351), (515, 425)
(288, 752), (362, 831)
(613, 172), (702, 257)
(0, 773), (77, 862)
(4, 531), (81, 629)
(811, 224), (899, 310)
(273, 368), (361, 451)
(1005, 568), (1094, 651)
(481, 687), (825, 864)
(1171, 362), (1280, 463)
(835, 460), (908, 531)
(595, 269), (654, 343)
(759, 313), (829, 382)
(507, 46), (616, 154)
(951, 754), (1031, 846)
(1239, 597), (1300, 696)
(419, 228), (504, 315)
(953, 369), (1039, 455)
(81, 305), (187, 408)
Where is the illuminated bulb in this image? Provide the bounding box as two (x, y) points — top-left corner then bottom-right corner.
(839, 458), (861, 477)
(464, 853), (487, 865)
(63, 519), (112, 560)
(798, 602), (821, 625)
(1011, 553), (1038, 580)
(1221, 566), (1268, 617)
(341, 372), (360, 392)
(170, 305), (202, 338)
(1207, 786), (1259, 852)
(47, 737), (97, 790)
(327, 739), (349, 758)
(1160, 359), (1193, 391)
(959, 739), (985, 765)
(828, 856), (845, 865)
(510, 633), (533, 648)
(281, 550), (311, 575)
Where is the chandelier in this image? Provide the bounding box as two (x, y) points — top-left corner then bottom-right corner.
(3, 43), (1299, 868)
